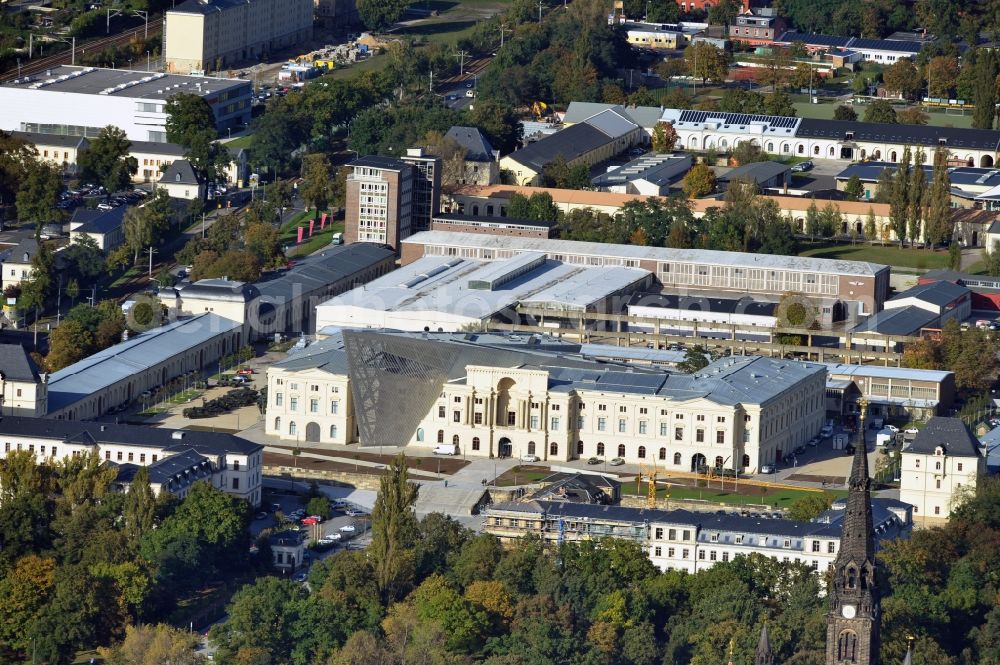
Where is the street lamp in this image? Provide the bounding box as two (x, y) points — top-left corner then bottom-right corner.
(29, 34), (76, 65)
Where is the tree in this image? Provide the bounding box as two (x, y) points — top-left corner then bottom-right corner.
(897, 107), (929, 125)
(76, 125), (138, 196)
(678, 346), (709, 373)
(833, 105), (858, 121)
(357, 0), (410, 30)
(165, 93), (217, 145)
(300, 152), (332, 215)
(99, 623), (205, 665)
(16, 160), (62, 231)
(883, 58), (922, 100)
(123, 466), (156, 553)
(64, 234), (106, 282)
(889, 146), (911, 246)
(973, 49), (998, 130)
(123, 190), (171, 265)
(707, 0), (741, 26)
(864, 100), (898, 124)
(844, 175), (865, 201)
(763, 91), (796, 117)
(926, 55), (959, 97)
(543, 155), (590, 189)
(682, 163), (715, 199)
(731, 141), (767, 165)
(776, 292), (818, 328)
(864, 208), (878, 243)
(651, 122), (678, 152)
(306, 496), (332, 519)
(787, 493), (835, 520)
(370, 453), (419, 602)
(684, 42), (728, 84)
(165, 93), (229, 188)
(988, 241), (1000, 277)
(0, 554), (57, 653)
(908, 148), (926, 246)
(244, 222), (283, 268)
(46, 321), (94, 370)
(469, 100), (522, 155)
(719, 89), (764, 114)
(29, 565), (110, 664)
(805, 199), (820, 240)
(211, 577), (305, 664)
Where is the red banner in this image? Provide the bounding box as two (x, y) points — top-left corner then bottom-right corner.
(309, 219), (315, 237)
(297, 226), (304, 244)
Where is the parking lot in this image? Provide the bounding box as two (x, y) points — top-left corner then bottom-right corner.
(253, 491), (372, 579)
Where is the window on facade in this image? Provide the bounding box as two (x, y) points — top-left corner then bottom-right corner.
(577, 441), (584, 455)
(550, 441), (559, 455)
(330, 401), (339, 415)
(618, 419), (626, 433)
(551, 417), (560, 431)
(232, 478), (239, 490)
(936, 479), (941, 489)
(454, 396), (462, 403)
(812, 540), (820, 552)
(710, 551), (717, 561)
(696, 429), (704, 442)
(597, 442), (605, 456)
(117, 451), (123, 461)
(659, 447), (666, 460)
(674, 452), (682, 465)
(660, 422), (668, 436)
(654, 546), (662, 557)
(309, 399), (319, 413)
(330, 425), (338, 439)
(290, 397), (298, 411)
(957, 463), (963, 471)
(655, 528), (663, 539)
(716, 430), (725, 444)
(274, 417), (281, 430)
(453, 435), (460, 446)
(638, 446), (646, 459)
(617, 444), (626, 457)
(474, 413), (483, 424)
(675, 427), (684, 440)
(598, 417), (607, 431)
(710, 533), (718, 542)
(828, 542), (835, 553)
(438, 406), (446, 418)
(289, 422), (297, 436)
(276, 393), (283, 406)
(916, 460), (920, 468)
(472, 437), (480, 450)
(530, 415), (539, 429)
(437, 430), (444, 443)
(454, 411), (461, 423)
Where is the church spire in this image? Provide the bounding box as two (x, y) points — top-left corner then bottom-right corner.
(826, 398), (881, 665)
(756, 623), (773, 665)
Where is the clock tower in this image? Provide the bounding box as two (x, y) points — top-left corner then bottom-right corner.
(826, 400), (880, 665)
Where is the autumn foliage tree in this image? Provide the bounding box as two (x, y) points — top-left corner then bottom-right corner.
(682, 163), (716, 199)
(651, 122), (678, 152)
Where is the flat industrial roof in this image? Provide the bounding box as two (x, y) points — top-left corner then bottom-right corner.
(403, 230), (888, 276)
(47, 313), (241, 412)
(823, 362), (952, 382)
(317, 254), (651, 317)
(2, 65), (249, 100)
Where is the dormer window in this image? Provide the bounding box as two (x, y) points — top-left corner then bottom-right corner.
(175, 173), (181, 182)
(22, 253), (28, 262)
(934, 446), (945, 456)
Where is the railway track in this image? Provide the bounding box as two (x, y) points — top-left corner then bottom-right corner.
(2, 17), (164, 80)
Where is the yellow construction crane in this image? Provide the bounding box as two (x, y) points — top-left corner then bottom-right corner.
(637, 465), (658, 508)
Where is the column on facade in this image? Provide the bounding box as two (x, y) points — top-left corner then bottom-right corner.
(467, 389), (475, 427)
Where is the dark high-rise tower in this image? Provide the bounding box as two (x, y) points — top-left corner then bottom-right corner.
(826, 400), (880, 665)
(756, 623), (774, 665)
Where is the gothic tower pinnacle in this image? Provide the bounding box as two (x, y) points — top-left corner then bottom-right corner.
(826, 398), (881, 665)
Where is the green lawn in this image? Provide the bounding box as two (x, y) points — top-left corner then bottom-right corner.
(792, 101), (977, 129)
(624, 483), (846, 509)
(326, 53), (390, 80)
(224, 134), (255, 150)
(800, 242), (952, 271)
(287, 222), (345, 257)
(279, 208), (332, 242)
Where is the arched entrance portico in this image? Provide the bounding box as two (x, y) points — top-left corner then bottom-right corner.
(498, 437), (512, 458)
(691, 453), (706, 472)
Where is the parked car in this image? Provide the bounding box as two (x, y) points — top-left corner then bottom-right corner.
(791, 160), (813, 172)
(292, 572), (308, 582)
(344, 508), (363, 517)
(301, 517), (319, 526)
(230, 375), (250, 384)
(586, 457), (602, 465)
(760, 464), (775, 474)
(520, 454), (540, 462)
(885, 424), (900, 433)
(339, 524), (357, 533)
(609, 457), (625, 466)
(236, 367), (254, 376)
(807, 437), (820, 447)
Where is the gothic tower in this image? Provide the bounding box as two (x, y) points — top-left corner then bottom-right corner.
(826, 400), (880, 665)
(756, 623), (773, 665)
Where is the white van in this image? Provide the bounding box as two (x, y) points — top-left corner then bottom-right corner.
(330, 232), (343, 245)
(432, 444), (457, 455)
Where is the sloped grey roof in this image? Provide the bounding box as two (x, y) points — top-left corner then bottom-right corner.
(889, 280), (969, 307)
(4, 238), (39, 264)
(71, 206), (126, 235)
(506, 123), (612, 172)
(583, 108), (639, 139)
(0, 415), (261, 455)
(255, 243), (395, 303)
(905, 417), (982, 457)
(851, 306), (937, 336)
(445, 126), (495, 161)
(179, 278), (260, 303)
(0, 343), (41, 382)
(719, 160), (790, 184)
(161, 159), (201, 185)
